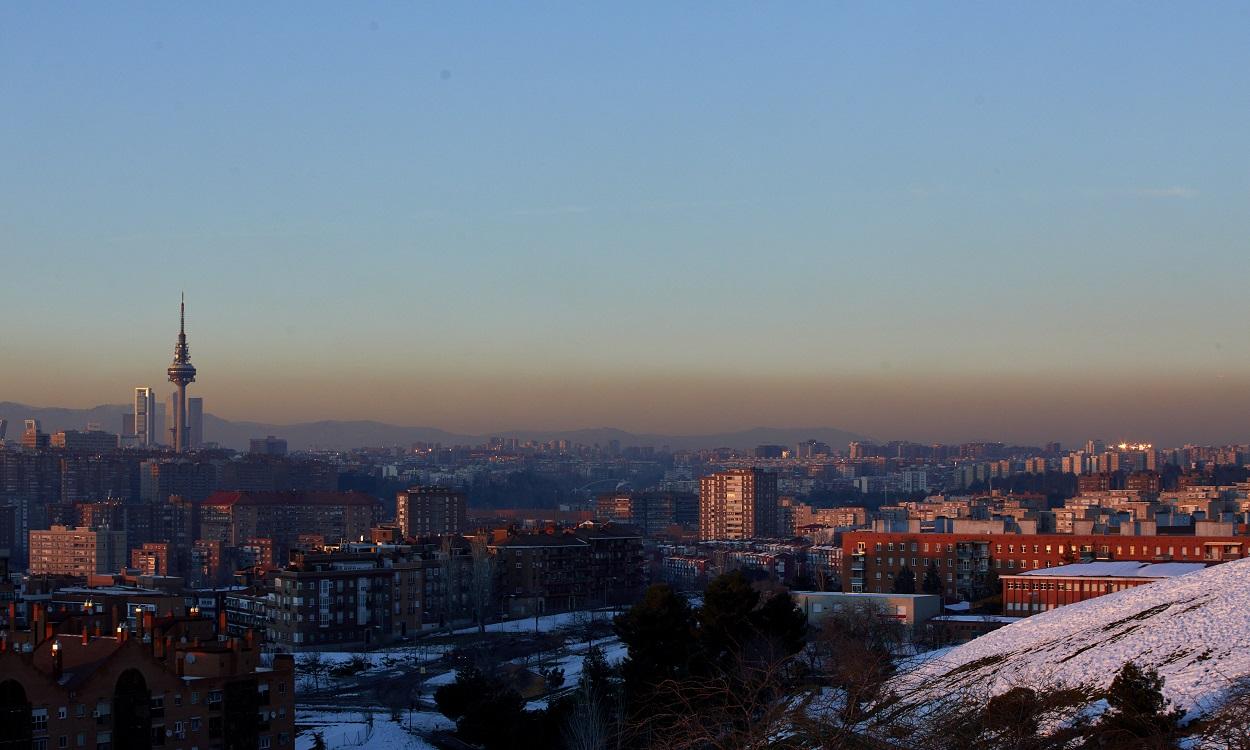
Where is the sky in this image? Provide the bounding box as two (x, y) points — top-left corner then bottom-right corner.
(2, 3), (1249, 446)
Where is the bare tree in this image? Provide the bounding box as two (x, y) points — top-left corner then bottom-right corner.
(469, 536), (495, 634)
(1188, 677), (1250, 750)
(564, 682), (610, 750)
(626, 645), (805, 750)
(298, 651), (327, 690)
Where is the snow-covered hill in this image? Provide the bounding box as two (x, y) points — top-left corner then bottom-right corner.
(902, 556), (1250, 717)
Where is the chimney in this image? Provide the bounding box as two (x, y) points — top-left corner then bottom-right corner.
(176, 653), (185, 676)
(244, 629), (255, 651)
(217, 610), (227, 639)
(33, 604), (45, 646)
(82, 625), (90, 646)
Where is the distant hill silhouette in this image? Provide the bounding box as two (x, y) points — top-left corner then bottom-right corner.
(0, 401), (869, 452)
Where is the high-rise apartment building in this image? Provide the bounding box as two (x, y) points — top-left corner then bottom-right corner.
(134, 386), (157, 446)
(396, 485), (468, 538)
(699, 468), (780, 540)
(28, 525), (127, 576)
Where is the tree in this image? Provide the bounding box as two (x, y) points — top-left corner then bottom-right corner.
(697, 570), (760, 669)
(581, 644), (615, 700)
(617, 575), (809, 748)
(469, 535), (495, 634)
(922, 562), (944, 596)
(298, 652), (328, 690)
(564, 682), (610, 750)
(435, 667), (527, 749)
(614, 584), (697, 698)
(893, 565), (917, 594)
(310, 731), (327, 750)
(1189, 676), (1250, 750)
(747, 588), (807, 661)
(1092, 662), (1184, 749)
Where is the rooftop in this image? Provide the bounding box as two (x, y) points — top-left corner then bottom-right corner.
(1016, 561), (1207, 578)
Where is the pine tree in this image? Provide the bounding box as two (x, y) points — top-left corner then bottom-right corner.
(893, 566), (916, 594)
(580, 643), (614, 700)
(614, 584), (697, 698)
(1093, 662), (1184, 749)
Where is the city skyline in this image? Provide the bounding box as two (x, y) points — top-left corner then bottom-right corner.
(4, 3), (1250, 445)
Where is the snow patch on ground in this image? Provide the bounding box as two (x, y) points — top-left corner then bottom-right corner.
(295, 708), (451, 749)
(901, 557), (1250, 716)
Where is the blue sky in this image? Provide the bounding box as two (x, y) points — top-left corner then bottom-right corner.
(2, 3), (1249, 443)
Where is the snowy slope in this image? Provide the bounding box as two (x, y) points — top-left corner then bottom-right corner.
(902, 557), (1250, 716)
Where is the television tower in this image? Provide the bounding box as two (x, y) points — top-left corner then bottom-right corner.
(166, 294), (197, 452)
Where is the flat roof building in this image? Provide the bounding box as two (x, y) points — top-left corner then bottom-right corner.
(29, 526), (127, 577)
(1002, 560), (1207, 615)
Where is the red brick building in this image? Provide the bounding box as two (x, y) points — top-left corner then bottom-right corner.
(1001, 560), (1206, 615)
(0, 608), (294, 750)
(842, 530), (1247, 599)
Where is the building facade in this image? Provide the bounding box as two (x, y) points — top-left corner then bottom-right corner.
(0, 610), (294, 750)
(29, 526), (128, 577)
(843, 529), (1247, 599)
(699, 469), (779, 540)
(199, 491), (381, 562)
(1000, 560), (1206, 615)
(396, 486), (467, 538)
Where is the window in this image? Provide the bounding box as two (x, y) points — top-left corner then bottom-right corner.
(34, 708), (49, 731)
(190, 718), (201, 733)
(58, 707), (68, 720)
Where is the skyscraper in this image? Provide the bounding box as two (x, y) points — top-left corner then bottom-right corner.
(166, 295), (198, 453)
(699, 468), (779, 540)
(134, 386), (157, 446)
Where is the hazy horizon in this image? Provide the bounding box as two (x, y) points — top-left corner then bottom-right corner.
(4, 3), (1249, 447)
(6, 368), (1250, 448)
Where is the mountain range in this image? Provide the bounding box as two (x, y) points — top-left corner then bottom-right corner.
(0, 401), (869, 452)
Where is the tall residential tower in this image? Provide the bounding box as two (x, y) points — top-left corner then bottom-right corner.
(698, 468), (779, 540)
(166, 295), (198, 453)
